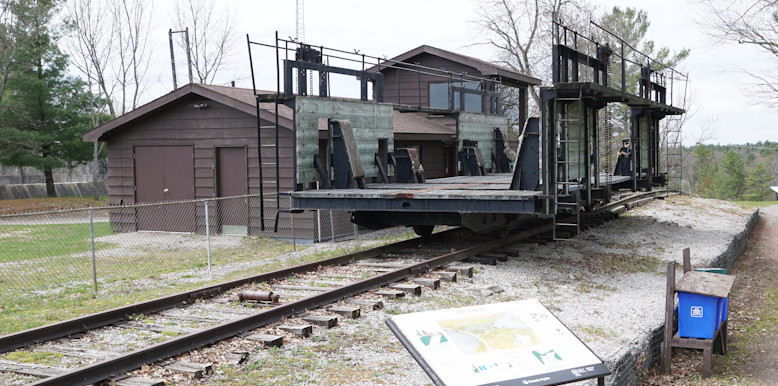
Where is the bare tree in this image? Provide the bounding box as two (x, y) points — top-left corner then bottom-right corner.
(697, 0), (778, 106)
(0, 0), (24, 102)
(112, 0), (152, 114)
(64, 0), (152, 115)
(473, 0), (595, 112)
(171, 0), (239, 85)
(64, 0), (115, 115)
(64, 0), (152, 198)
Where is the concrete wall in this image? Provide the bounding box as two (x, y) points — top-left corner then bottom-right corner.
(0, 182), (108, 200)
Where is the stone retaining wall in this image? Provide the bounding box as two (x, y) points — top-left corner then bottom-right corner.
(605, 208), (760, 385)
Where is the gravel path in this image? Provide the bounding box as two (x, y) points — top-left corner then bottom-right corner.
(198, 195), (754, 385)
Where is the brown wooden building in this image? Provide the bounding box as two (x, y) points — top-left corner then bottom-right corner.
(83, 84), (456, 240)
(370, 45), (541, 128)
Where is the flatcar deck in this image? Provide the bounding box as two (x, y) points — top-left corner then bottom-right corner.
(292, 173), (635, 215)
(292, 174), (541, 214)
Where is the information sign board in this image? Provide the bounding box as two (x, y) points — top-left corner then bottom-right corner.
(386, 299), (610, 385)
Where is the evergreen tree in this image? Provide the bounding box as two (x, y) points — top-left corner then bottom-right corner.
(0, 0), (94, 197)
(744, 163), (775, 201)
(692, 145), (715, 197)
(710, 150), (745, 200)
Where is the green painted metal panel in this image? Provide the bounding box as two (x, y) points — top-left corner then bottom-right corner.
(565, 103), (586, 181)
(457, 112), (508, 171)
(639, 115), (650, 169)
(295, 97), (394, 184)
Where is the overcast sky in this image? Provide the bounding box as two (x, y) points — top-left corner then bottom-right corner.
(146, 0), (776, 146)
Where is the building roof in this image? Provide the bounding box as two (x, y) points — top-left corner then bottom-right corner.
(83, 84), (294, 142)
(366, 45), (541, 87)
(83, 84), (455, 142)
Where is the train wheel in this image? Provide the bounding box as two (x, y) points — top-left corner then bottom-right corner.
(412, 225), (434, 237)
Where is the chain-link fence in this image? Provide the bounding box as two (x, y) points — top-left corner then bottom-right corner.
(0, 194), (357, 299)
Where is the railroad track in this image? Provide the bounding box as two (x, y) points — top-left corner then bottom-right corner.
(0, 190), (668, 385)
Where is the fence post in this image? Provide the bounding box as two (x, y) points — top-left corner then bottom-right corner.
(205, 199), (212, 273)
(89, 208), (98, 297)
(317, 209), (322, 243)
(290, 196), (296, 251)
(330, 210), (335, 243)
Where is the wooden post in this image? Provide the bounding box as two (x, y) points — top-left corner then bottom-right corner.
(662, 261), (676, 373)
(683, 247), (691, 273)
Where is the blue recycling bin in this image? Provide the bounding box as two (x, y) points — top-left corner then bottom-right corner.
(694, 268), (729, 323)
(678, 292), (720, 339)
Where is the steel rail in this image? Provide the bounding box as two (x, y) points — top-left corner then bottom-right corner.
(11, 190), (668, 385)
(0, 229), (460, 355)
(29, 226), (551, 385)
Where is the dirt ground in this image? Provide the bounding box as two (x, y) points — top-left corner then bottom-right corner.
(643, 204), (778, 385)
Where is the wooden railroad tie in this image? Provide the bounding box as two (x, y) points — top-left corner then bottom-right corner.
(430, 271), (457, 282)
(0, 358), (65, 378)
(114, 376), (165, 386)
(412, 278), (441, 289)
(391, 284), (423, 296)
(464, 256), (497, 265)
(327, 306), (361, 319)
(478, 252), (509, 262)
(164, 362), (212, 379)
(244, 333), (284, 347)
(302, 315), (338, 328)
(446, 265), (474, 278)
(224, 351), (249, 366)
(279, 324), (314, 338)
(374, 289), (405, 299)
(348, 298), (384, 309)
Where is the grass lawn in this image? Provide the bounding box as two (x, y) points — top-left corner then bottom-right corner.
(0, 222), (114, 263)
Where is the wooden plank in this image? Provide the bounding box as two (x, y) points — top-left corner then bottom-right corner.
(0, 359), (64, 378)
(347, 298), (384, 310)
(244, 334), (284, 347)
(479, 252), (508, 262)
(176, 361), (213, 375)
(412, 278), (441, 289)
(224, 351), (249, 366)
(327, 306), (361, 319)
(278, 324), (313, 338)
(430, 271), (457, 282)
(374, 290), (405, 299)
(302, 315), (338, 328)
(114, 376), (166, 386)
(164, 363), (203, 379)
(464, 256), (497, 265)
(675, 271), (735, 298)
(115, 321), (194, 334)
(447, 265), (474, 278)
(391, 284), (423, 296)
(39, 345), (120, 360)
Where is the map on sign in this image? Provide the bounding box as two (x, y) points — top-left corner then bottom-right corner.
(386, 299), (609, 386)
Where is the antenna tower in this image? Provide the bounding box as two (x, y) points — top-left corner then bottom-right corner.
(296, 0), (305, 42)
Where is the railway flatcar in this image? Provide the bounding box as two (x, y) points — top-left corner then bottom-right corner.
(248, 21), (687, 239)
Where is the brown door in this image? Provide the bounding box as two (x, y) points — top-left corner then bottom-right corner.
(134, 145), (195, 232)
(216, 147), (248, 234)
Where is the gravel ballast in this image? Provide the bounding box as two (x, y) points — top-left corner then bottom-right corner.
(202, 195), (756, 385)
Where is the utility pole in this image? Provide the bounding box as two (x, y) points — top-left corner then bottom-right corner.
(169, 28), (193, 90)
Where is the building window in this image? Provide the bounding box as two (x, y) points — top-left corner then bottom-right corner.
(429, 82), (483, 112)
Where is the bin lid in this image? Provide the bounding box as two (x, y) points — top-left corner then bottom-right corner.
(676, 271), (735, 298)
